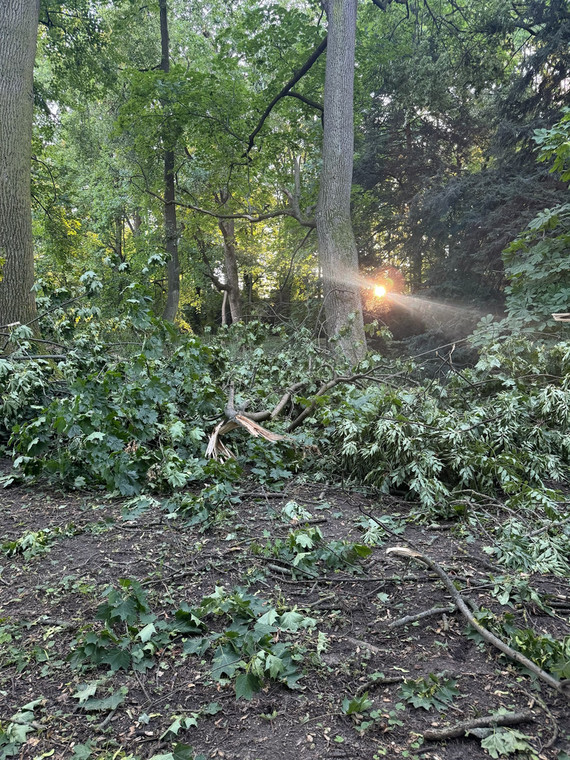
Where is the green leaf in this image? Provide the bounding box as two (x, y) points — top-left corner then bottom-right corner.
(352, 544), (373, 558)
(101, 648), (131, 671)
(72, 683), (98, 704)
(265, 654), (284, 679)
(235, 672), (261, 700)
(279, 610), (314, 631)
(70, 741), (95, 759)
(183, 637), (210, 656)
(138, 623), (157, 643)
(150, 744), (197, 760)
(85, 431), (105, 442)
(80, 687), (127, 712)
(211, 646), (240, 680)
(256, 608), (279, 627)
(203, 702), (222, 715)
(480, 728), (534, 758)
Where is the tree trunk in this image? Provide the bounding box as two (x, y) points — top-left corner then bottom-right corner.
(218, 216), (243, 323)
(316, 0), (366, 364)
(159, 0), (180, 322)
(0, 0), (39, 332)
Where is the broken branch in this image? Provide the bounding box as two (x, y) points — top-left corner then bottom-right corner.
(388, 604), (455, 629)
(424, 709), (535, 741)
(386, 547), (570, 699)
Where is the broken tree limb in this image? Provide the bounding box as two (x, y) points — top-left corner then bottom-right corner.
(386, 547), (570, 700)
(206, 415), (286, 461)
(388, 604), (456, 629)
(244, 382), (307, 423)
(423, 709), (536, 741)
(207, 365), (412, 459)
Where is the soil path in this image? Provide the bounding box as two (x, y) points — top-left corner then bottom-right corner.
(1, 479), (568, 759)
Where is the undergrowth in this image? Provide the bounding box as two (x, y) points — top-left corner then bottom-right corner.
(1, 316), (569, 581)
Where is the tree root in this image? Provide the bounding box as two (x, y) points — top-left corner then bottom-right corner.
(386, 546), (570, 700)
(423, 709), (535, 741)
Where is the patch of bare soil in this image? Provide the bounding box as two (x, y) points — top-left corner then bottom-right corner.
(0, 477), (568, 760)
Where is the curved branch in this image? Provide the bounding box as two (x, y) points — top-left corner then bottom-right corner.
(245, 35), (328, 156)
(387, 546), (570, 700)
(286, 91), (324, 113)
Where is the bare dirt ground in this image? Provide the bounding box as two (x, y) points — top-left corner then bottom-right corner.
(1, 476), (569, 760)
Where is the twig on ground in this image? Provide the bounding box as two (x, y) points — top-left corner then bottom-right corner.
(355, 675), (405, 696)
(387, 605), (456, 629)
(387, 546), (570, 699)
(423, 709), (535, 741)
(517, 686), (559, 749)
(97, 708), (117, 729)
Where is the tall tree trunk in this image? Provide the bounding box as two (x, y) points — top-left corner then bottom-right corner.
(217, 188), (242, 323)
(0, 0), (39, 332)
(159, 0), (180, 322)
(218, 216), (242, 323)
(316, 0), (366, 364)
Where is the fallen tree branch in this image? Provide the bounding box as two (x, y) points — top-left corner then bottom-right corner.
(517, 686), (558, 749)
(386, 547), (570, 700)
(423, 709), (536, 741)
(388, 604), (455, 629)
(206, 414), (287, 461)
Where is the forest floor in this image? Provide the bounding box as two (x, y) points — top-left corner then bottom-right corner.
(1, 474), (569, 760)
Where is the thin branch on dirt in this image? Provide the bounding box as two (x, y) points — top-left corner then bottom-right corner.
(386, 546), (570, 700)
(30, 617), (77, 629)
(388, 604), (456, 629)
(423, 709), (536, 741)
(530, 513), (570, 537)
(355, 674), (405, 696)
(261, 556), (318, 579)
(97, 708), (117, 729)
(517, 686), (559, 749)
(8, 354), (67, 361)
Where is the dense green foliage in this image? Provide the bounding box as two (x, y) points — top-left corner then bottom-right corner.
(23, 0), (570, 333)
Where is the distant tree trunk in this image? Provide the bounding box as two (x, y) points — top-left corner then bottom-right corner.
(218, 216), (242, 323)
(0, 0), (39, 332)
(159, 0), (180, 322)
(243, 272), (253, 320)
(217, 188), (242, 323)
(316, 0), (366, 364)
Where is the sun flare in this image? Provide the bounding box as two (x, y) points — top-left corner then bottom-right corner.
(374, 285), (387, 298)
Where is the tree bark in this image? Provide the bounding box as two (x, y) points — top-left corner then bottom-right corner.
(218, 216), (243, 323)
(215, 188), (242, 323)
(316, 0), (366, 364)
(0, 0), (40, 332)
(159, 0), (180, 322)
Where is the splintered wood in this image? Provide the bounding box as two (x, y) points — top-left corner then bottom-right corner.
(206, 414), (287, 461)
